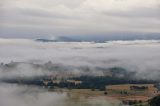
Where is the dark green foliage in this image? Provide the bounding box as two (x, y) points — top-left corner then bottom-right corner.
(71, 76), (155, 90)
(130, 86), (148, 90)
(104, 91), (108, 95)
(150, 95), (160, 106)
(128, 100), (134, 105)
(1, 75), (157, 90)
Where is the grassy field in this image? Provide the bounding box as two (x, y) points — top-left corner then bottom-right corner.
(48, 84), (159, 106)
(105, 84), (159, 105)
(106, 84), (157, 91)
(50, 88), (122, 106)
(66, 89), (121, 106)
(106, 84), (158, 96)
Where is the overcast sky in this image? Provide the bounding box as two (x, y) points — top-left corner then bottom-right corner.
(0, 0), (160, 38)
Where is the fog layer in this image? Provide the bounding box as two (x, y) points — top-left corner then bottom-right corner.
(0, 39), (160, 80)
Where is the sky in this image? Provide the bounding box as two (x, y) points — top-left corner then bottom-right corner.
(0, 0), (160, 38)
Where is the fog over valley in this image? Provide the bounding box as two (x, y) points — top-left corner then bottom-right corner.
(0, 38), (160, 80)
(0, 39), (160, 106)
(1, 0), (160, 105)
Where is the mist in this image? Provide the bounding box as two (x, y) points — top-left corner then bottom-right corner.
(0, 83), (66, 106)
(0, 38), (160, 80)
(0, 38), (160, 106)
(0, 83), (120, 106)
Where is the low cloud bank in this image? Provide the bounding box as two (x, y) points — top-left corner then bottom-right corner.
(0, 83), (119, 106)
(0, 83), (67, 106)
(0, 39), (160, 80)
(0, 38), (159, 106)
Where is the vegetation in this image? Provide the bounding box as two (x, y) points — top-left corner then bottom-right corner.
(130, 86), (148, 90)
(2, 75), (157, 91)
(150, 95), (160, 106)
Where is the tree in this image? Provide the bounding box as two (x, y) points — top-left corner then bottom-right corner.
(150, 95), (160, 106)
(104, 91), (108, 95)
(128, 100), (134, 105)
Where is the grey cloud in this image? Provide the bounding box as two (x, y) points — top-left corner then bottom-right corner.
(0, 39), (160, 80)
(0, 83), (119, 106)
(16, 8), (73, 19)
(0, 0), (160, 38)
(0, 84), (67, 106)
(103, 7), (160, 19)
